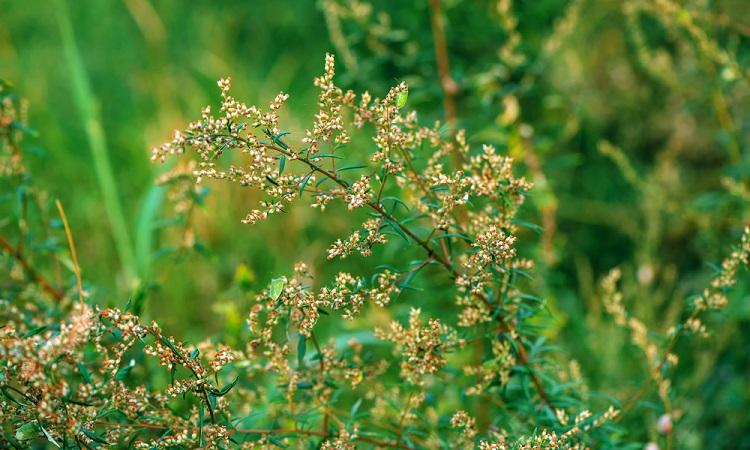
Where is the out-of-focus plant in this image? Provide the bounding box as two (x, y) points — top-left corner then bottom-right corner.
(1, 44), (749, 449)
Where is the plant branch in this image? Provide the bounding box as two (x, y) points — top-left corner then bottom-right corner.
(0, 234), (64, 301)
(265, 141), (455, 270)
(233, 136), (552, 410)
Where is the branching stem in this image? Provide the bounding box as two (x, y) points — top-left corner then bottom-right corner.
(0, 234), (64, 301)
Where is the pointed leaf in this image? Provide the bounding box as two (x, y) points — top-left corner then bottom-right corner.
(269, 278), (286, 300)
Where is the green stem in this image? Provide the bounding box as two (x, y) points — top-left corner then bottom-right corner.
(54, 0), (137, 284)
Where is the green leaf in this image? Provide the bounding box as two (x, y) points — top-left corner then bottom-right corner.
(350, 398), (363, 418)
(382, 217), (410, 243)
(336, 164), (368, 173)
(396, 88), (408, 108)
(309, 153), (342, 160)
(397, 260), (430, 295)
(269, 277), (286, 300)
(211, 376), (240, 397)
(3, 432), (22, 449)
(82, 428), (109, 445)
(40, 425), (60, 448)
(268, 436), (287, 447)
(298, 172), (314, 197)
(134, 182), (165, 279)
(278, 155), (286, 176)
(512, 219), (543, 235)
(271, 132), (290, 150)
(15, 423), (37, 442)
(22, 326), (48, 338)
(125, 283), (149, 316)
(77, 362), (91, 383)
(381, 196), (410, 212)
(316, 177), (337, 188)
(115, 359), (136, 381)
(1, 387), (22, 405)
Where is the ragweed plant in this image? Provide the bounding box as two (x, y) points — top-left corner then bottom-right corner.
(1, 51), (749, 450)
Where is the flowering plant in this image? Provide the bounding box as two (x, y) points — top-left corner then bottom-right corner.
(1, 47), (748, 449)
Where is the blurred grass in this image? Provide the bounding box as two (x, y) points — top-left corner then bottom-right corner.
(55, 0), (138, 284)
(0, 0), (333, 333)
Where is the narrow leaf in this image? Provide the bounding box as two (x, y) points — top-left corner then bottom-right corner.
(211, 376), (240, 397)
(81, 428), (109, 445)
(298, 172), (314, 197)
(22, 326), (48, 338)
(336, 164), (368, 173)
(383, 217), (410, 243)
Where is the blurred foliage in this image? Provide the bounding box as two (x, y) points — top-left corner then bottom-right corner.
(2, 0), (750, 448)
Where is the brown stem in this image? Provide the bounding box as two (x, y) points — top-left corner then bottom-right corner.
(0, 234), (64, 301)
(428, 0), (458, 130)
(521, 135), (557, 266)
(377, 171), (389, 203)
(17, 188), (28, 254)
(516, 340), (551, 407)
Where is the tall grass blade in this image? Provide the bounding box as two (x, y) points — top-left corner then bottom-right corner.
(54, 0), (137, 284)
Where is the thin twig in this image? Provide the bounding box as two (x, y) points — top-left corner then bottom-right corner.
(56, 200), (84, 301)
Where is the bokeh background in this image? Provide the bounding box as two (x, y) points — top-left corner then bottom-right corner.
(2, 0), (750, 447)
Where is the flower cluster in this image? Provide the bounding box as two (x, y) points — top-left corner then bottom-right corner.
(375, 308), (462, 385)
(327, 218), (388, 259)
